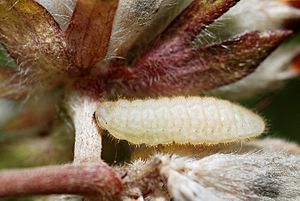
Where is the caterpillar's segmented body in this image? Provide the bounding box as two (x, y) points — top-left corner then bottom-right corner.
(96, 97), (265, 145)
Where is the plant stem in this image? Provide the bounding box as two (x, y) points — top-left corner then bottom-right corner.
(66, 94), (110, 201)
(70, 94), (102, 163)
(0, 163), (122, 198)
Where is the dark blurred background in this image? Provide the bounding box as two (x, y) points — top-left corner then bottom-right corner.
(243, 32), (300, 143)
(259, 80), (300, 143)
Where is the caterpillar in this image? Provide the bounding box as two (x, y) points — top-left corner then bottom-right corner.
(96, 97), (265, 145)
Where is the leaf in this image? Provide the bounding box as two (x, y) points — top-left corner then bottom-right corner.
(209, 44), (300, 100)
(102, 30), (292, 97)
(195, 0), (300, 47)
(138, 0), (239, 60)
(107, 0), (193, 58)
(35, 0), (76, 31)
(160, 153), (300, 201)
(66, 0), (119, 69)
(0, 0), (71, 86)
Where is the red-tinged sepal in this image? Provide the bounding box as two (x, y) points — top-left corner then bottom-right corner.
(102, 30), (292, 97)
(138, 0), (239, 61)
(0, 0), (72, 90)
(66, 0), (119, 69)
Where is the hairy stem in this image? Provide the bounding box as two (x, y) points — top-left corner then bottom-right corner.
(0, 163), (122, 198)
(66, 94), (108, 201)
(69, 94), (102, 163)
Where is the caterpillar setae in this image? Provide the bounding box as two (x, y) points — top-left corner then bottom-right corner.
(96, 97), (265, 145)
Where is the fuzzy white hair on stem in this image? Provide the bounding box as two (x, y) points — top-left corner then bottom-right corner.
(67, 94), (102, 164)
(123, 152), (300, 201)
(159, 152), (300, 201)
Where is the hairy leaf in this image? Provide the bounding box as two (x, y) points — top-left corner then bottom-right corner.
(161, 153), (300, 201)
(138, 0), (238, 60)
(35, 0), (76, 31)
(107, 0), (193, 59)
(102, 30), (292, 97)
(209, 43), (300, 100)
(0, 0), (71, 86)
(195, 0), (300, 46)
(66, 0), (119, 69)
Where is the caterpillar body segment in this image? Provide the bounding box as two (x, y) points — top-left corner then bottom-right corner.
(96, 97), (265, 145)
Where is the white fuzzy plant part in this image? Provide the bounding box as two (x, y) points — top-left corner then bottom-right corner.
(107, 0), (193, 58)
(68, 95), (102, 164)
(157, 152), (300, 201)
(226, 0), (300, 31)
(36, 0), (193, 59)
(121, 152), (300, 201)
(194, 0), (300, 100)
(96, 97), (265, 145)
(196, 0), (300, 45)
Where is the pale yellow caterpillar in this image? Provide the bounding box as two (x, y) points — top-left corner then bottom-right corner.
(96, 97), (265, 145)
